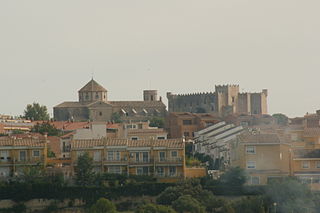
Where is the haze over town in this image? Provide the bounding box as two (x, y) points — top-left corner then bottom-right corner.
(1, 0), (320, 117)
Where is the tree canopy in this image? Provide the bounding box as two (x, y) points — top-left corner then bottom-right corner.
(89, 198), (117, 213)
(272, 113), (289, 126)
(172, 195), (206, 213)
(75, 152), (95, 186)
(24, 103), (50, 121)
(149, 117), (165, 128)
(32, 122), (60, 136)
(135, 203), (176, 213)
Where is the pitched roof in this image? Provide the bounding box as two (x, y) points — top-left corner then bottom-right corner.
(78, 79), (107, 92)
(72, 138), (184, 149)
(54, 102), (85, 108)
(109, 101), (166, 108)
(0, 138), (46, 147)
(238, 133), (283, 144)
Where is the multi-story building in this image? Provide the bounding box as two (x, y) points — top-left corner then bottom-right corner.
(230, 133), (291, 185)
(166, 112), (219, 140)
(167, 85), (268, 116)
(108, 121), (168, 140)
(71, 138), (186, 182)
(291, 149), (320, 190)
(194, 121), (244, 169)
(0, 137), (47, 178)
(54, 79), (167, 122)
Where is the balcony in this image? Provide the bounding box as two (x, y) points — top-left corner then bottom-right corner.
(103, 158), (129, 165)
(154, 157), (183, 164)
(129, 158), (153, 165)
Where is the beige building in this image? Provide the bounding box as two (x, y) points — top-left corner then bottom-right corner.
(107, 122), (168, 140)
(71, 138), (185, 182)
(54, 79), (167, 122)
(231, 133), (291, 185)
(0, 137), (47, 178)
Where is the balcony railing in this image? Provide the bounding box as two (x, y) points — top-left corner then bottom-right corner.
(154, 157), (183, 163)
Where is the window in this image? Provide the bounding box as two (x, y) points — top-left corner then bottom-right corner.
(159, 152), (166, 162)
(247, 161), (256, 169)
(169, 166), (177, 176)
(157, 167), (165, 177)
(108, 166), (121, 174)
(142, 152), (149, 163)
(115, 151), (120, 161)
(77, 151), (84, 158)
(95, 92), (99, 99)
(135, 152), (140, 162)
(251, 176), (260, 185)
(246, 146), (256, 154)
(184, 132), (190, 137)
(137, 167), (149, 175)
(107, 151), (114, 161)
(157, 136), (165, 140)
(0, 151), (9, 162)
(33, 150), (40, 157)
(183, 120), (192, 125)
(171, 151), (178, 158)
(19, 151), (26, 161)
(99, 112), (102, 116)
(302, 161), (310, 169)
(131, 137), (138, 140)
(93, 151), (101, 162)
(232, 97), (235, 103)
(317, 161), (320, 169)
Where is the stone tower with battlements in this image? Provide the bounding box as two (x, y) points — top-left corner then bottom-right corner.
(167, 85), (268, 116)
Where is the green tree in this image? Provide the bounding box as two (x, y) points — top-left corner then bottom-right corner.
(135, 203), (176, 213)
(24, 102), (50, 121)
(149, 117), (165, 128)
(172, 195), (206, 213)
(75, 152), (94, 186)
(272, 113), (289, 126)
(219, 167), (247, 187)
(156, 179), (212, 206)
(265, 179), (315, 213)
(32, 122), (60, 136)
(89, 198), (117, 213)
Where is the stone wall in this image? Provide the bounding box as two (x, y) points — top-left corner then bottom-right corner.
(167, 92), (215, 113)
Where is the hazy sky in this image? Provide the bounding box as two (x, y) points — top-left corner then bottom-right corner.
(1, 0), (319, 118)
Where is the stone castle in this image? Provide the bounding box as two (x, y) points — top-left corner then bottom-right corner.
(54, 79), (166, 122)
(167, 85), (268, 116)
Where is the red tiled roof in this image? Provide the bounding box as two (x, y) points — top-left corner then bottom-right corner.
(238, 133), (283, 144)
(0, 138), (45, 147)
(33, 121), (90, 131)
(72, 138), (184, 149)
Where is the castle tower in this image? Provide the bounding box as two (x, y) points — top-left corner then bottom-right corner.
(215, 85), (240, 115)
(78, 79), (108, 103)
(143, 90), (158, 101)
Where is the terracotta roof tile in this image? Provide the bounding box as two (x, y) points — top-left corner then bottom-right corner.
(238, 133), (283, 144)
(0, 138), (46, 147)
(78, 79), (107, 92)
(109, 101), (166, 108)
(72, 138), (183, 149)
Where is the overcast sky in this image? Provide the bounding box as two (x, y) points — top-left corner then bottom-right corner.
(1, 0), (319, 118)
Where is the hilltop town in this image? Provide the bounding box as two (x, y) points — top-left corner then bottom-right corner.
(0, 79), (319, 212)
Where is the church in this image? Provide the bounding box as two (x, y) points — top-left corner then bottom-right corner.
(53, 79), (167, 122)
